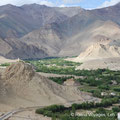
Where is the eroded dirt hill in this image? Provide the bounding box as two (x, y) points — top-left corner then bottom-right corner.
(0, 62), (98, 110)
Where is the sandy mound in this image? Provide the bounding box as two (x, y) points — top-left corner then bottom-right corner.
(68, 44), (120, 62)
(0, 62), (97, 110)
(66, 43), (120, 70)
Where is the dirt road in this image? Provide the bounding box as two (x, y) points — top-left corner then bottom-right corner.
(38, 72), (84, 79)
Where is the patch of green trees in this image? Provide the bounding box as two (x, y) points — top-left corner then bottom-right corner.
(36, 97), (119, 119)
(0, 63), (10, 66)
(49, 76), (74, 85)
(114, 88), (120, 92)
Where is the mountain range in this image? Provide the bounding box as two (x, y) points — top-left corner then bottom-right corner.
(1, 3), (120, 59)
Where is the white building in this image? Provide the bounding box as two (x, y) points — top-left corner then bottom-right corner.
(101, 92), (108, 96)
(110, 92), (116, 96)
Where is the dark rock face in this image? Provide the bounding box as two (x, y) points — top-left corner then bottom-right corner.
(0, 38), (48, 59)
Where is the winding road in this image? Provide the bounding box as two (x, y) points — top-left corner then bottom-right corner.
(0, 110), (19, 120)
(0, 106), (45, 120)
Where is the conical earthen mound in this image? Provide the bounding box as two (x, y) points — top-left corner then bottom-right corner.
(0, 62), (97, 109)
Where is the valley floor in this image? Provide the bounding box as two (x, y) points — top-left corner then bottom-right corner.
(0, 58), (119, 120)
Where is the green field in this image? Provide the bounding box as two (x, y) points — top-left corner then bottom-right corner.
(26, 58), (120, 98)
(26, 58), (81, 74)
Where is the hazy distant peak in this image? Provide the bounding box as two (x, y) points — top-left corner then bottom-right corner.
(21, 3), (49, 8)
(3, 4), (14, 7)
(0, 4), (17, 9)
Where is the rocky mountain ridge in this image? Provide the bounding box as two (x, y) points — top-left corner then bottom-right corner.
(1, 3), (120, 59)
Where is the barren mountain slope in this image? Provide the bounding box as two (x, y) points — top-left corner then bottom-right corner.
(92, 2), (120, 25)
(0, 4), (68, 38)
(1, 3), (120, 59)
(59, 20), (120, 56)
(20, 9), (103, 57)
(21, 19), (120, 57)
(54, 7), (84, 17)
(55, 2), (120, 56)
(0, 38), (48, 59)
(0, 62), (97, 110)
(21, 23), (66, 56)
(1, 2), (120, 39)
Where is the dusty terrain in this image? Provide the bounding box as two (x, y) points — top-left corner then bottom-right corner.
(67, 43), (120, 70)
(0, 56), (17, 64)
(76, 57), (120, 70)
(0, 62), (98, 112)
